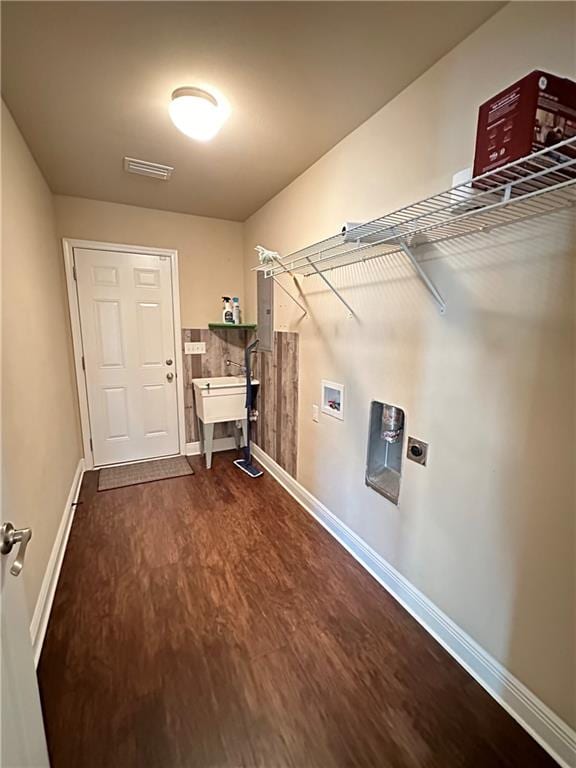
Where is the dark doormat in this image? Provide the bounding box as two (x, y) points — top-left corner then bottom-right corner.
(98, 455), (194, 491)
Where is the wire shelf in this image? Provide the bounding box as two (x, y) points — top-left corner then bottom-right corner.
(254, 137), (576, 280)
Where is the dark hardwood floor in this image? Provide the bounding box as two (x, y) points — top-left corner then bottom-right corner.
(39, 451), (555, 768)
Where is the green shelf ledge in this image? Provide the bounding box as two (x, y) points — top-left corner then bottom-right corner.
(208, 323), (257, 330)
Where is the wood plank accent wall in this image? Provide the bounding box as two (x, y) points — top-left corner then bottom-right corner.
(253, 331), (299, 477)
(182, 328), (250, 442)
(182, 329), (299, 477)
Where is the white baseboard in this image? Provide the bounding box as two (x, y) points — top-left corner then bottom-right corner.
(30, 458), (85, 667)
(251, 444), (576, 768)
(185, 437), (237, 456)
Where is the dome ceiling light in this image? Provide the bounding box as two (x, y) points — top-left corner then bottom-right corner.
(169, 87), (229, 142)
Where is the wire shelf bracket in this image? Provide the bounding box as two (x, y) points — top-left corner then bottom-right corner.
(305, 257), (356, 317)
(253, 137), (576, 316)
(399, 240), (446, 314)
(272, 276), (308, 316)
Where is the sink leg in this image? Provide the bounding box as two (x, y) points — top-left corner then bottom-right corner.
(204, 423), (214, 469)
(197, 416), (204, 456)
(241, 419), (248, 449)
(233, 421), (242, 450)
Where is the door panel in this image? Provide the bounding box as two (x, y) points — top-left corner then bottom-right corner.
(92, 264), (119, 286)
(75, 249), (179, 466)
(1, 536), (50, 767)
(103, 386), (130, 439)
(142, 385), (168, 436)
(137, 302), (163, 366)
(95, 300), (124, 367)
(134, 267), (160, 288)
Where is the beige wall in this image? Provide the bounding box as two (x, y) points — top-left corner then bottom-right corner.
(2, 124), (245, 619)
(244, 2), (575, 726)
(54, 196), (245, 328)
(1, 104), (83, 618)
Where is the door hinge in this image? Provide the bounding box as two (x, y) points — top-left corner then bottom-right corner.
(72, 263), (77, 281)
(89, 437), (93, 453)
(81, 355), (86, 371)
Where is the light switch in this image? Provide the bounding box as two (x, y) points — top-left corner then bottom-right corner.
(312, 404), (319, 423)
(185, 341), (206, 355)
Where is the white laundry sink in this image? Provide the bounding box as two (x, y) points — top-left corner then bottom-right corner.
(192, 376), (259, 424)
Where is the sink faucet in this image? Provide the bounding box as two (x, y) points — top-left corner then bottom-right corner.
(225, 360), (246, 375)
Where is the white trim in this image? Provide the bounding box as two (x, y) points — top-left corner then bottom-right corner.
(30, 458), (85, 667)
(62, 239), (185, 470)
(62, 238), (177, 258)
(63, 240), (93, 469)
(170, 252), (186, 460)
(251, 444), (576, 768)
(93, 453), (181, 470)
(185, 437), (237, 456)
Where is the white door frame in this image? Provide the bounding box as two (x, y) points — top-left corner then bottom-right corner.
(63, 238), (186, 470)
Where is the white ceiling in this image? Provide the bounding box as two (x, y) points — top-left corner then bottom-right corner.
(2, 2), (503, 221)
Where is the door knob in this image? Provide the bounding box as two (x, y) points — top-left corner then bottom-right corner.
(166, 372), (174, 382)
(166, 359), (173, 366)
(1, 522), (32, 577)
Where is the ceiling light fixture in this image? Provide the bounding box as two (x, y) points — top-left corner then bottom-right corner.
(169, 87), (229, 142)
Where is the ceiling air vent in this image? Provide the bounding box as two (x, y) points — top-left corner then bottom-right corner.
(123, 156), (174, 181)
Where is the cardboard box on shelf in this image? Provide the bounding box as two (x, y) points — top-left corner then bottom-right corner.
(473, 70), (576, 178)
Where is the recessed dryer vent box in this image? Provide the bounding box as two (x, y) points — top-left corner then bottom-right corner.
(321, 380), (344, 420)
(366, 401), (405, 505)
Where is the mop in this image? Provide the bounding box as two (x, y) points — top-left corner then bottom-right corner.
(233, 338), (264, 478)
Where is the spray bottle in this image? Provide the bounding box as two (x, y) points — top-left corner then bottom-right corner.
(222, 297), (233, 324)
(232, 297), (241, 325)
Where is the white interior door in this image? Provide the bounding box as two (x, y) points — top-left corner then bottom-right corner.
(75, 248), (179, 466)
(1, 525), (50, 768)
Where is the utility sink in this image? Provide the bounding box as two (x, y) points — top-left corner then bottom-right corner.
(192, 376), (259, 469)
(192, 376), (259, 423)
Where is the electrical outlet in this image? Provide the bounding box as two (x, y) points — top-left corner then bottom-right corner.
(407, 436), (428, 466)
(312, 404), (319, 423)
(184, 341), (206, 355)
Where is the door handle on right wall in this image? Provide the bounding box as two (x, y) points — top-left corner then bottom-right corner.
(166, 372), (174, 382)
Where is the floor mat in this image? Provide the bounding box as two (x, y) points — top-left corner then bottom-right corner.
(98, 455), (194, 491)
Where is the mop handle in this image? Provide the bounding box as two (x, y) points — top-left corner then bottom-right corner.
(244, 339), (259, 461)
